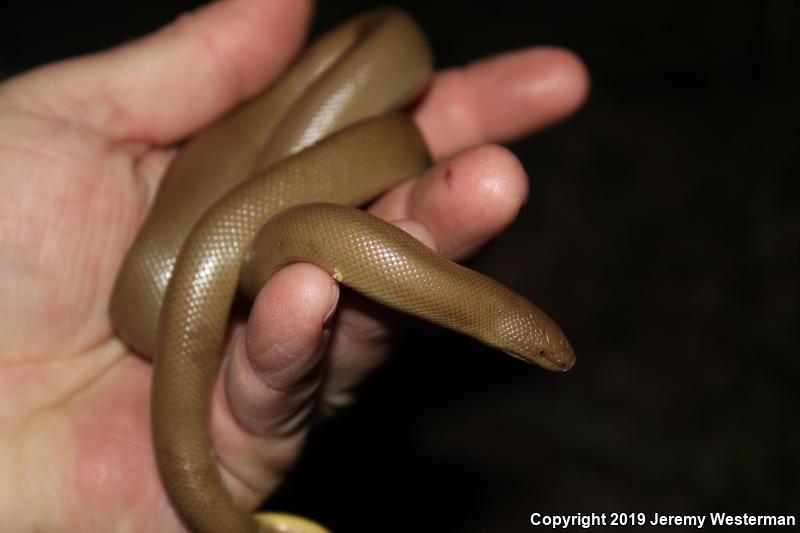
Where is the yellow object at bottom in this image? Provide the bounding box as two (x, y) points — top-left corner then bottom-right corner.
(255, 512), (330, 533)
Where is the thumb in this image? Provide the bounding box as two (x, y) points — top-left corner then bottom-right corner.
(205, 263), (337, 501)
(1, 0), (313, 144)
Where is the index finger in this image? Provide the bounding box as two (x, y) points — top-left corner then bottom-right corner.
(413, 47), (589, 159)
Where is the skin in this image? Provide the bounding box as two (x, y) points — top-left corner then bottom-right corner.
(0, 0), (589, 531)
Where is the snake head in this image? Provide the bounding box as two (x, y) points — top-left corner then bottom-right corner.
(494, 303), (576, 372)
(505, 328), (576, 372)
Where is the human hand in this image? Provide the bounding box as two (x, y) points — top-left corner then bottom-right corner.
(0, 0), (588, 530)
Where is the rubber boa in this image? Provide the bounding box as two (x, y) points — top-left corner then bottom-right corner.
(110, 8), (575, 533)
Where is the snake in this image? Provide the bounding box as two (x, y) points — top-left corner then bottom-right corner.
(110, 8), (576, 533)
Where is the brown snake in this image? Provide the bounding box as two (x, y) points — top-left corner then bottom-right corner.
(110, 8), (575, 533)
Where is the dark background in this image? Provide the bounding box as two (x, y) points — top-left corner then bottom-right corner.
(1, 1), (798, 531)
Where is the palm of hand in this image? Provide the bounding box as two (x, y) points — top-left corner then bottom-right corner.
(0, 97), (189, 529)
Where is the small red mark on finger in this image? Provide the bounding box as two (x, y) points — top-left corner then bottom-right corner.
(443, 165), (454, 189)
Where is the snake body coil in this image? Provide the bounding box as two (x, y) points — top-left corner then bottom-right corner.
(111, 8), (575, 533)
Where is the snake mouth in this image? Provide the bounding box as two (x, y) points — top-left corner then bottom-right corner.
(553, 352), (576, 372)
(538, 353), (575, 373)
(503, 349), (575, 373)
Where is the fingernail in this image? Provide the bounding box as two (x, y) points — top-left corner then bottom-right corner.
(322, 283), (340, 329)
